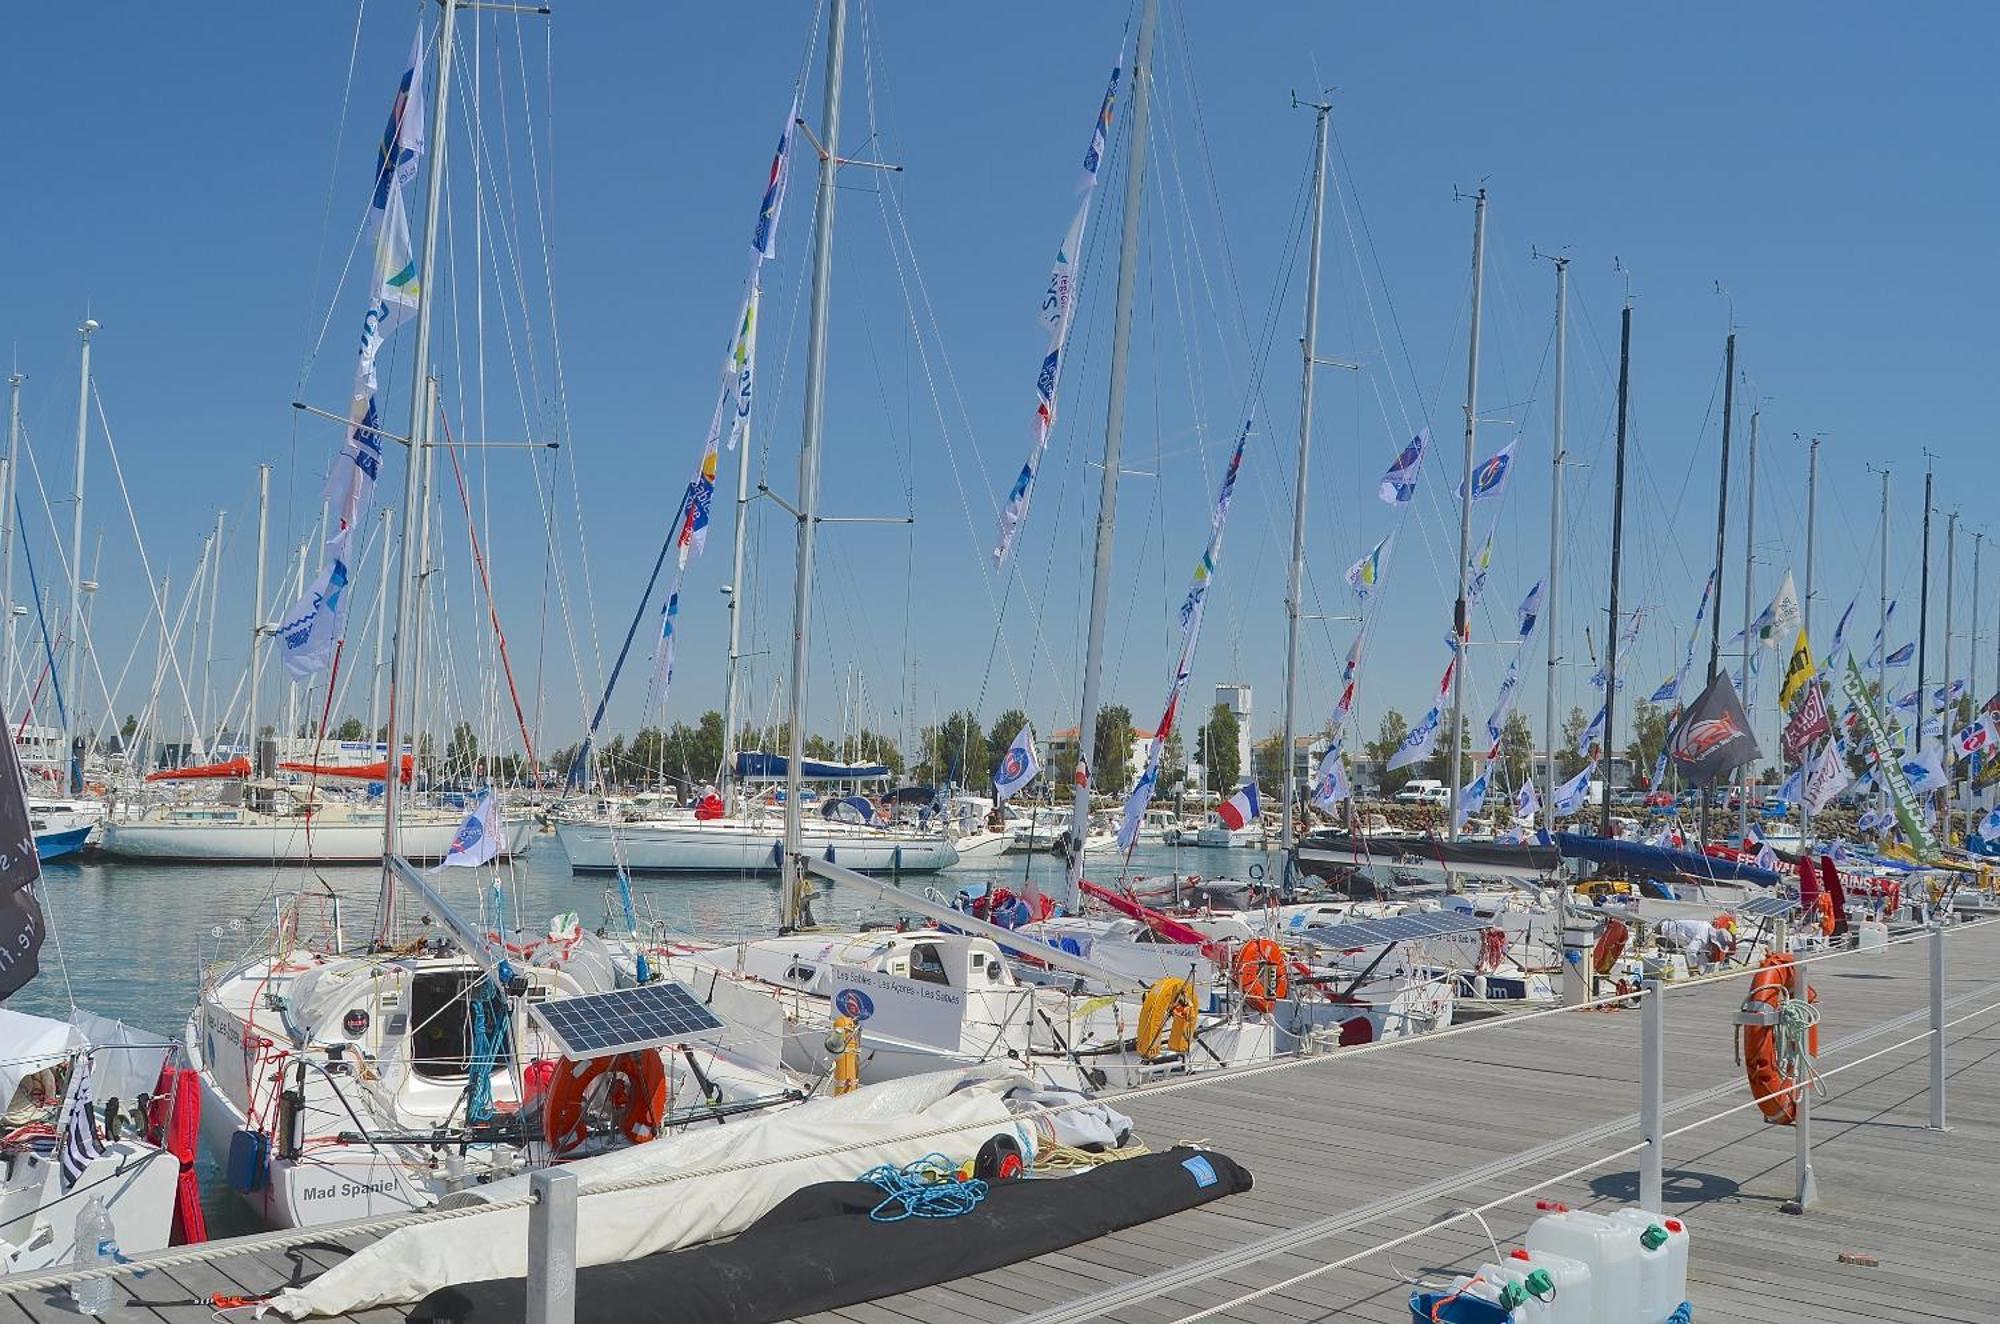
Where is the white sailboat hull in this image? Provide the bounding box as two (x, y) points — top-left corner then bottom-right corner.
(556, 820), (957, 874)
(100, 816), (535, 864)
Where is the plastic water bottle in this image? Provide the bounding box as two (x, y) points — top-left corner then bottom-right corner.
(70, 1195), (117, 1316)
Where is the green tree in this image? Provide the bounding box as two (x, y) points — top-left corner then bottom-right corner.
(986, 709), (1029, 783)
(1423, 716), (1473, 787)
(914, 710), (983, 785)
(1251, 732), (1287, 794)
(1160, 727), (1185, 795)
(1094, 704), (1135, 795)
(334, 716), (367, 741)
(1624, 701), (1671, 786)
(1558, 706), (1590, 779)
(1364, 709), (1411, 797)
(1498, 711), (1536, 790)
(445, 721), (480, 775)
(850, 728), (904, 779)
(120, 714), (137, 740)
(1198, 703), (1240, 795)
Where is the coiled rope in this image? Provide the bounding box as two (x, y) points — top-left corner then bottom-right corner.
(1775, 994), (1823, 1098)
(858, 1153), (988, 1222)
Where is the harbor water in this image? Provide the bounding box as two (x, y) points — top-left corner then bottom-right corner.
(16, 835), (1277, 1233)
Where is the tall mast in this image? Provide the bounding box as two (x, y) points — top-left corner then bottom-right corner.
(368, 505), (391, 749)
(779, 0), (850, 930)
(1972, 531), (1983, 740)
(1799, 438), (1819, 845)
(378, 0), (459, 940)
(248, 464), (270, 771)
(1280, 98), (1332, 891)
(200, 509), (225, 754)
(1065, 0), (1159, 908)
(1542, 256), (1568, 835)
(1598, 302), (1631, 839)
(720, 358), (756, 811)
(1875, 468), (1890, 799)
(1699, 331), (1735, 846)
(1736, 399), (1759, 844)
(1916, 461), (1933, 754)
(2, 370), (21, 719)
(1446, 188), (1486, 842)
(1942, 510), (1957, 841)
(65, 319), (97, 795)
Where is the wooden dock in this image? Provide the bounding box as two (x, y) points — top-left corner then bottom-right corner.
(11, 920), (1998, 1324)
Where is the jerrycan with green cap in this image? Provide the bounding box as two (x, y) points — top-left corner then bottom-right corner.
(1524, 1208), (1639, 1322)
(1608, 1208), (1690, 1322)
(1497, 1247), (1591, 1324)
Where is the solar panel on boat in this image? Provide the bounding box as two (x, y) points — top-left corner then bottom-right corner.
(1294, 909), (1491, 949)
(1735, 893), (1799, 920)
(529, 981), (724, 1060)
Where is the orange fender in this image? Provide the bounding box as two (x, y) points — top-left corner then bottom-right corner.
(1234, 938), (1290, 1013)
(543, 1051), (668, 1156)
(1741, 953), (1818, 1125)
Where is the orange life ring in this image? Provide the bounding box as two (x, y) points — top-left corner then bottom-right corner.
(1817, 890), (1836, 937)
(1234, 938), (1290, 1013)
(1740, 953), (1818, 1125)
(542, 1052), (668, 1155)
(1592, 918), (1630, 977)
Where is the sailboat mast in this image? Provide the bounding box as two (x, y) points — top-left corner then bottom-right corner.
(200, 509), (224, 754)
(65, 318), (97, 795)
(1916, 461), (1933, 755)
(720, 367), (755, 811)
(1280, 100), (1331, 888)
(1736, 401), (1759, 844)
(1542, 256), (1567, 835)
(1698, 331), (1735, 846)
(1799, 438), (1818, 845)
(2, 370), (20, 719)
(378, 0), (459, 938)
(1598, 302), (1631, 839)
(1446, 189), (1486, 842)
(1942, 510), (1956, 841)
(246, 466), (270, 778)
(779, 0), (849, 931)
(1876, 468), (1891, 804)
(1066, 0), (1159, 908)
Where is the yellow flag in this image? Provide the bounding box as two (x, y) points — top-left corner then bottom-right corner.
(1779, 628), (1815, 708)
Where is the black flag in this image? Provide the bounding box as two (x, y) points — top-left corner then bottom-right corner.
(1666, 670), (1763, 787)
(0, 710), (45, 1001)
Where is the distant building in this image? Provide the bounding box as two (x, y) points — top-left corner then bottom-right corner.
(1214, 682), (1252, 779)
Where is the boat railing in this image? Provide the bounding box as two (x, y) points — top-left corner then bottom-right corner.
(11, 909), (1998, 1322)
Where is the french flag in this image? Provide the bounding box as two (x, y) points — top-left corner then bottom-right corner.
(1216, 783), (1261, 830)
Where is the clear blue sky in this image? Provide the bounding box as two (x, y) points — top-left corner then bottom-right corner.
(2, 1), (1995, 771)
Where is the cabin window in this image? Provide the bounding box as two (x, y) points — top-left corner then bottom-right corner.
(409, 969), (486, 1079)
(907, 943), (950, 987)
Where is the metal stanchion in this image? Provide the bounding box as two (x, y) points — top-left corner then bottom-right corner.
(1640, 980), (1663, 1211)
(527, 1168), (579, 1324)
(1929, 922), (1947, 1131)
(1790, 955), (1818, 1208)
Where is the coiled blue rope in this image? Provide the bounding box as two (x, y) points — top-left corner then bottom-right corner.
(858, 1153), (989, 1222)
(1666, 1302), (1694, 1323)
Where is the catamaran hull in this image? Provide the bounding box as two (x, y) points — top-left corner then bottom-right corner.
(556, 822), (958, 874)
(99, 817), (535, 864)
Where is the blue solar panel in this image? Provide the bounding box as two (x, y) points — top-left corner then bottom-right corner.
(529, 982), (724, 1060)
(1294, 909), (1491, 950)
(1735, 893), (1799, 920)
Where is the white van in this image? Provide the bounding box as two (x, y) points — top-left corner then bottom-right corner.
(1394, 779), (1450, 806)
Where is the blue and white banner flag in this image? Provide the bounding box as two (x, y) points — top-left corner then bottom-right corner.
(1899, 745), (1947, 795)
(1345, 534), (1392, 602)
(1458, 440), (1517, 503)
(277, 551), (352, 681)
(1465, 532), (1495, 606)
(1514, 779), (1540, 823)
(1388, 658), (1455, 772)
(1653, 571), (1717, 704)
(1979, 802), (2000, 843)
(647, 587), (681, 709)
(1378, 429), (1427, 504)
(1552, 763), (1595, 816)
(1120, 422), (1249, 852)
(1883, 641), (1914, 668)
(1311, 748), (1349, 810)
(1864, 601), (1899, 667)
(1826, 598), (1856, 668)
(432, 788), (502, 872)
(994, 51), (1123, 570)
(1517, 581), (1543, 638)
(1575, 703), (1606, 757)
(1778, 763), (1805, 803)
(1454, 771), (1489, 832)
(1651, 749), (1668, 789)
(993, 724), (1041, 802)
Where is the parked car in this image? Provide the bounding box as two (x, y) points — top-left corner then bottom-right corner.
(1394, 779), (1450, 806)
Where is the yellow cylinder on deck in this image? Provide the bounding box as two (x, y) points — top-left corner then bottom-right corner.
(830, 1014), (860, 1095)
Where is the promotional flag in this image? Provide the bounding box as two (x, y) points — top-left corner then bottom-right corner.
(1311, 751), (1349, 810)
(1752, 571), (1801, 648)
(1782, 682), (1832, 761)
(1387, 706), (1443, 772)
(1777, 764), (1805, 804)
(1454, 771), (1490, 833)
(1778, 629), (1816, 707)
(1653, 571), (1717, 705)
(1651, 749), (1668, 790)
(1514, 780), (1540, 823)
(1552, 763), (1595, 816)
(431, 788), (502, 872)
(1344, 535), (1393, 602)
(1979, 803), (2000, 843)
(1665, 671), (1762, 786)
(1899, 746), (1947, 795)
(1843, 654), (1940, 859)
(1827, 599), (1856, 668)
(58, 1053), (103, 1190)
(1950, 713), (2000, 762)
(1378, 429), (1427, 504)
(1575, 704), (1607, 758)
(1465, 532), (1495, 605)
(1517, 581), (1543, 638)
(1864, 601), (1899, 667)
(1884, 642), (1915, 668)
(276, 552), (353, 682)
(992, 724), (1041, 802)
(1484, 654), (1526, 752)
(1803, 739), (1855, 815)
(0, 697), (44, 1001)
(1933, 679), (1967, 713)
(1216, 783), (1261, 830)
(1458, 440), (1517, 503)
(993, 52), (1123, 568)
